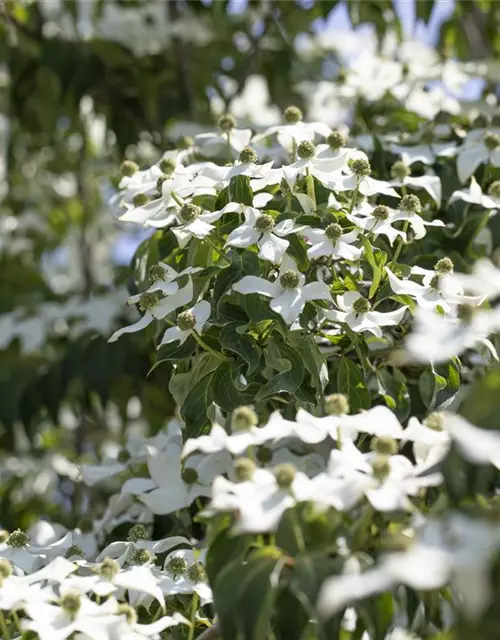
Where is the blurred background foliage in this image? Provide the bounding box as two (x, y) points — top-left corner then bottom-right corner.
(1, 0), (499, 531)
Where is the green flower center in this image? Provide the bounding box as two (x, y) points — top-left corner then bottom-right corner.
(424, 412), (444, 431)
(156, 175), (168, 194)
(488, 181), (500, 199)
(218, 113), (236, 132)
(429, 274), (440, 290)
(61, 592), (81, 616)
(400, 194), (421, 214)
(280, 177), (292, 196)
(273, 463), (296, 489)
(127, 524), (150, 543)
(348, 158), (371, 177)
(284, 105), (303, 124)
(118, 604), (137, 626)
(256, 446), (273, 464)
(159, 158), (177, 175)
(133, 193), (149, 207)
(188, 562), (207, 583)
(177, 135), (194, 149)
(254, 214), (275, 232)
(390, 160), (410, 181)
(177, 310), (196, 332)
(167, 556), (188, 577)
(138, 291), (161, 312)
(182, 467), (199, 484)
(280, 270), (300, 289)
(371, 436), (398, 456)
(65, 545), (85, 559)
(0, 531), (9, 544)
(148, 264), (167, 283)
(239, 147), (258, 164)
(434, 257), (454, 275)
(325, 223), (343, 241)
(297, 140), (316, 160)
(0, 559), (13, 579)
(484, 131), (500, 151)
(121, 160), (139, 177)
(326, 131), (346, 149)
(234, 458), (257, 482)
(458, 304), (475, 324)
(372, 205), (389, 220)
(179, 203), (201, 223)
(132, 548), (152, 565)
(325, 393), (349, 416)
(371, 455), (391, 481)
(6, 529), (29, 548)
(117, 448), (131, 463)
(352, 296), (371, 314)
(98, 557), (120, 581)
(232, 405), (258, 431)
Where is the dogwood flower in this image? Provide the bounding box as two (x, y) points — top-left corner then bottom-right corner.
(325, 291), (407, 338)
(390, 160), (442, 206)
(195, 124), (252, 158)
(444, 257), (500, 300)
(456, 127), (500, 183)
(335, 156), (399, 197)
(108, 277), (194, 343)
(301, 223), (361, 261)
(442, 413), (500, 469)
(449, 177), (499, 209)
(159, 548), (212, 604)
(232, 255), (332, 325)
(347, 204), (406, 245)
(225, 208), (303, 263)
(167, 203), (225, 248)
(158, 300), (211, 347)
(391, 195), (445, 240)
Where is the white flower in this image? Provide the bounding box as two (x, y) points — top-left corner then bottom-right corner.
(390, 140), (457, 166)
(225, 208), (303, 264)
(402, 416), (451, 468)
(170, 205), (225, 248)
(390, 164), (442, 206)
(97, 535), (190, 568)
(108, 277), (194, 343)
(325, 291), (407, 338)
(158, 300), (211, 347)
(457, 127), (500, 183)
(442, 413), (500, 469)
(159, 548), (212, 604)
(301, 224), (361, 261)
(334, 154), (399, 197)
(390, 205), (445, 240)
(347, 204), (406, 246)
(449, 177), (499, 209)
(195, 127), (252, 158)
(444, 257), (500, 300)
(232, 255), (332, 325)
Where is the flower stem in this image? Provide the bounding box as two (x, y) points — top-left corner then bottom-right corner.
(226, 132), (232, 163)
(206, 237), (231, 264)
(290, 508), (306, 553)
(389, 219), (409, 270)
(171, 191), (184, 207)
(291, 139), (297, 163)
(11, 612), (21, 634)
(0, 611), (10, 640)
(305, 168), (316, 210)
(348, 184), (359, 215)
(187, 593), (199, 640)
(192, 331), (225, 359)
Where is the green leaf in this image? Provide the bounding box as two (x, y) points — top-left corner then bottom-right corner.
(206, 523), (252, 586)
(213, 250), (260, 307)
(220, 323), (262, 374)
(169, 353), (220, 407)
(151, 337), (197, 373)
(229, 175), (254, 206)
(180, 373), (214, 437)
(289, 331), (328, 392)
(376, 368), (410, 422)
(255, 338), (305, 402)
(337, 357), (370, 412)
(460, 365), (500, 430)
(362, 237), (385, 298)
(211, 361), (260, 411)
(419, 367), (447, 410)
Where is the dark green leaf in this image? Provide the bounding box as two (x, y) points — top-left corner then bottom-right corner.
(337, 357), (370, 412)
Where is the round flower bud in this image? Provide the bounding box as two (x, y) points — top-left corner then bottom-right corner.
(390, 160), (410, 181)
(0, 559), (13, 579)
(429, 274), (440, 290)
(372, 205), (389, 220)
(0, 530), (9, 544)
(218, 113), (236, 132)
(371, 436), (398, 456)
(280, 177), (292, 196)
(371, 455), (391, 481)
(117, 448), (131, 463)
(256, 446), (273, 464)
(239, 147), (258, 164)
(65, 545), (85, 559)
(167, 556), (188, 577)
(273, 463), (296, 489)
(156, 174), (168, 193)
(127, 524), (150, 543)
(132, 548), (152, 565)
(400, 194), (421, 214)
(61, 592), (81, 617)
(297, 140), (316, 160)
(98, 557), (120, 581)
(325, 393), (349, 416)
(118, 603), (137, 626)
(434, 257), (454, 275)
(177, 135), (194, 149)
(148, 264), (166, 284)
(159, 158), (176, 175)
(179, 203), (201, 223)
(352, 296), (371, 314)
(424, 412), (444, 432)
(326, 131), (346, 149)
(284, 105), (303, 124)
(254, 214), (275, 232)
(177, 310), (196, 332)
(121, 160), (139, 177)
(138, 291), (161, 312)
(325, 223), (343, 241)
(234, 458), (256, 482)
(484, 131), (500, 151)
(458, 303), (475, 324)
(472, 114), (489, 129)
(132, 193), (149, 207)
(6, 529), (29, 548)
(181, 467), (199, 484)
(77, 517), (93, 533)
(488, 180), (500, 199)
(232, 405), (258, 431)
(280, 269), (300, 289)
(337, 68), (347, 84)
(349, 157), (371, 177)
(188, 562), (207, 582)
